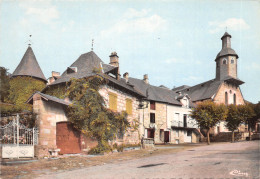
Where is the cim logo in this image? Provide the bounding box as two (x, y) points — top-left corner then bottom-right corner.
(229, 170), (249, 177)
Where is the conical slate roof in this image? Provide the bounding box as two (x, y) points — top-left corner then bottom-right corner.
(12, 46), (47, 82)
(50, 51), (103, 85)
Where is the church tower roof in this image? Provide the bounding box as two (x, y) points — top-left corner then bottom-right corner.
(215, 32), (238, 60)
(12, 46), (47, 82)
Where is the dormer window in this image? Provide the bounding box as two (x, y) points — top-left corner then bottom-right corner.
(67, 67), (77, 74)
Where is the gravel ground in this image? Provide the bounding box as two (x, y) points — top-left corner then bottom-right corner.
(1, 144), (196, 179)
(37, 141), (260, 179)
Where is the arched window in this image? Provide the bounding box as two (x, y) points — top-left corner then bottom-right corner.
(223, 59), (227, 65)
(225, 92), (228, 105)
(231, 59), (234, 64)
(233, 94), (236, 105)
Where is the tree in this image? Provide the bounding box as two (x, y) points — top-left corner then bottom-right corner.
(66, 75), (130, 154)
(226, 104), (255, 142)
(190, 101), (227, 145)
(247, 102), (260, 139)
(0, 67), (10, 102)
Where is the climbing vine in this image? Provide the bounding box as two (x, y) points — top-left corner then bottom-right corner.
(66, 75), (130, 154)
(45, 84), (67, 99)
(8, 76), (46, 111)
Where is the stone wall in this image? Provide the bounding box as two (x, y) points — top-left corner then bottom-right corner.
(140, 101), (199, 144)
(33, 93), (68, 158)
(214, 82), (244, 105)
(99, 85), (140, 144)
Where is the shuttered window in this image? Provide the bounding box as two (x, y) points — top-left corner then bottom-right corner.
(126, 98), (132, 115)
(109, 92), (117, 111)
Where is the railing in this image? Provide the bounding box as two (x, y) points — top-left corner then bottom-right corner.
(171, 120), (198, 128)
(0, 115), (38, 146)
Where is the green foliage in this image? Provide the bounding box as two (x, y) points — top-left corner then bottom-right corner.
(0, 103), (22, 116)
(190, 101), (227, 130)
(226, 105), (242, 132)
(66, 76), (130, 154)
(0, 67), (10, 102)
(226, 104), (255, 142)
(45, 84), (67, 99)
(8, 76), (46, 111)
(190, 101), (227, 144)
(247, 102), (259, 130)
(226, 104), (255, 132)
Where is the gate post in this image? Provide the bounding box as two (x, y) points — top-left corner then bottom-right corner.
(17, 114), (19, 159)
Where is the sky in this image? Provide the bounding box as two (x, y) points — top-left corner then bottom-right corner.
(0, 0), (259, 103)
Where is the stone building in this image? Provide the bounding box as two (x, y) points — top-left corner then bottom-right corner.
(174, 32), (245, 134)
(27, 50), (145, 156)
(125, 74), (200, 144)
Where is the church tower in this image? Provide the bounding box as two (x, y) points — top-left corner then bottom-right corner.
(215, 32), (239, 81)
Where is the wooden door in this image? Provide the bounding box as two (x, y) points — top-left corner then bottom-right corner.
(56, 122), (81, 154)
(164, 131), (169, 143)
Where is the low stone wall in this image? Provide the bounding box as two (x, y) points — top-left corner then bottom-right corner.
(211, 132), (249, 142)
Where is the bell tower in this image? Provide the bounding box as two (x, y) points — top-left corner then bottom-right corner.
(215, 32), (239, 81)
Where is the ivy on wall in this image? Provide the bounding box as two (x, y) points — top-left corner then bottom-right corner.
(66, 76), (130, 154)
(45, 84), (67, 99)
(8, 76), (46, 111)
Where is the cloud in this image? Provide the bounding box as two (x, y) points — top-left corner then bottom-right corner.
(165, 58), (184, 64)
(209, 18), (250, 34)
(26, 7), (59, 24)
(246, 62), (260, 70)
(101, 8), (167, 37)
(123, 8), (151, 19)
(19, 1), (59, 25)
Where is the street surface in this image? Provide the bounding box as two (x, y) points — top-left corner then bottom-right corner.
(38, 141), (259, 179)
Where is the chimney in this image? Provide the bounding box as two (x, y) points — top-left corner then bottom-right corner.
(143, 74), (149, 84)
(109, 52), (120, 80)
(109, 52), (119, 67)
(123, 72), (129, 83)
(52, 71), (60, 78)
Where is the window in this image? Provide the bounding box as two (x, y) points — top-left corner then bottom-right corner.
(150, 101), (156, 110)
(233, 94), (236, 105)
(150, 113), (155, 123)
(109, 92), (117, 111)
(183, 114), (187, 127)
(147, 129), (155, 138)
(223, 58), (227, 65)
(231, 59), (234, 64)
(225, 92), (228, 105)
(126, 98), (132, 115)
(187, 130), (192, 136)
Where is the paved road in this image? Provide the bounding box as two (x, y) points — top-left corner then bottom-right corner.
(38, 141), (260, 179)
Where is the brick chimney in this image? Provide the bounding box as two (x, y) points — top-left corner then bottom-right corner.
(143, 74), (149, 84)
(109, 52), (120, 80)
(123, 72), (129, 83)
(109, 52), (119, 67)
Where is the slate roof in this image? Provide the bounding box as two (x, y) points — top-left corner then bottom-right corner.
(48, 51), (144, 97)
(12, 46), (47, 82)
(216, 32), (238, 60)
(179, 79), (222, 102)
(50, 51), (103, 85)
(172, 85), (190, 91)
(216, 48), (238, 60)
(128, 77), (183, 106)
(221, 32), (231, 40)
(26, 91), (71, 106)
